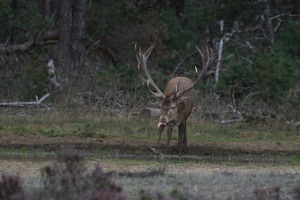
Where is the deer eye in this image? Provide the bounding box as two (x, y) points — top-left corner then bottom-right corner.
(170, 105), (176, 110)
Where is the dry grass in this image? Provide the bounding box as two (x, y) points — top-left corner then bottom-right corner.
(1, 156), (299, 200)
(1, 108), (299, 144)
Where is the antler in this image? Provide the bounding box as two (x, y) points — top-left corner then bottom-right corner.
(174, 45), (214, 99)
(135, 42), (165, 99)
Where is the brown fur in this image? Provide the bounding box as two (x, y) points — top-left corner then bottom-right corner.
(157, 77), (196, 154)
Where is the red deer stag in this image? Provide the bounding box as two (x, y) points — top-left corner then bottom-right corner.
(136, 42), (213, 154)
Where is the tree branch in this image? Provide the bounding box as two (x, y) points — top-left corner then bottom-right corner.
(0, 28), (58, 54)
(171, 51), (197, 77)
(0, 93), (50, 107)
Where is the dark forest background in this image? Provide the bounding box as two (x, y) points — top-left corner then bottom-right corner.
(0, 0), (299, 121)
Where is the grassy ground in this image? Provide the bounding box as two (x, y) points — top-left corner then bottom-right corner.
(0, 110), (300, 199)
(0, 110), (299, 144)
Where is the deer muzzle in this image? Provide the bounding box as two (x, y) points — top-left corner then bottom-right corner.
(157, 116), (177, 128)
(157, 116), (167, 128)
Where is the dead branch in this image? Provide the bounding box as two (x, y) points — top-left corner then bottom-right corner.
(93, 45), (129, 66)
(227, 103), (243, 119)
(0, 38), (35, 53)
(285, 121), (300, 127)
(171, 51), (197, 77)
(0, 28), (58, 54)
(0, 93), (50, 107)
(47, 59), (61, 88)
(219, 103), (245, 124)
(285, 120), (300, 131)
(220, 118), (245, 124)
(266, 2), (275, 45)
(270, 13), (300, 20)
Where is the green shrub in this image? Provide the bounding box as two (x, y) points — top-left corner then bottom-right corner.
(218, 19), (300, 106)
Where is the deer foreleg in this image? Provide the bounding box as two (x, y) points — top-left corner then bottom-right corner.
(166, 127), (173, 148)
(157, 125), (165, 149)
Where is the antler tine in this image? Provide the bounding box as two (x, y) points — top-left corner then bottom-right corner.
(174, 44), (214, 99)
(143, 41), (156, 59)
(195, 45), (205, 69)
(195, 44), (213, 73)
(136, 41), (165, 99)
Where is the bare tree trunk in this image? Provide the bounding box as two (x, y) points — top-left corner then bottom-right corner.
(173, 0), (185, 19)
(57, 0), (89, 81)
(267, 0), (275, 46)
(58, 0), (72, 76)
(71, 0), (89, 72)
(215, 20), (224, 84)
(38, 0), (52, 19)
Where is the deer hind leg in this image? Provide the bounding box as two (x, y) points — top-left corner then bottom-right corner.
(178, 121), (187, 155)
(182, 124), (187, 148)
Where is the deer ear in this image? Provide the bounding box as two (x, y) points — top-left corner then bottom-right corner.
(158, 96), (165, 101)
(169, 94), (176, 100)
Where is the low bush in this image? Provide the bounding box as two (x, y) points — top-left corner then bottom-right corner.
(0, 148), (126, 200)
(1, 148), (300, 200)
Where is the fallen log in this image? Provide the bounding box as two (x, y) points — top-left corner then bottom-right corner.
(220, 118), (245, 124)
(0, 93), (50, 107)
(0, 28), (58, 54)
(139, 107), (160, 119)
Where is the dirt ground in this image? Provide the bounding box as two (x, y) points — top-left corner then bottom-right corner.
(0, 131), (300, 199)
(0, 131), (299, 157)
